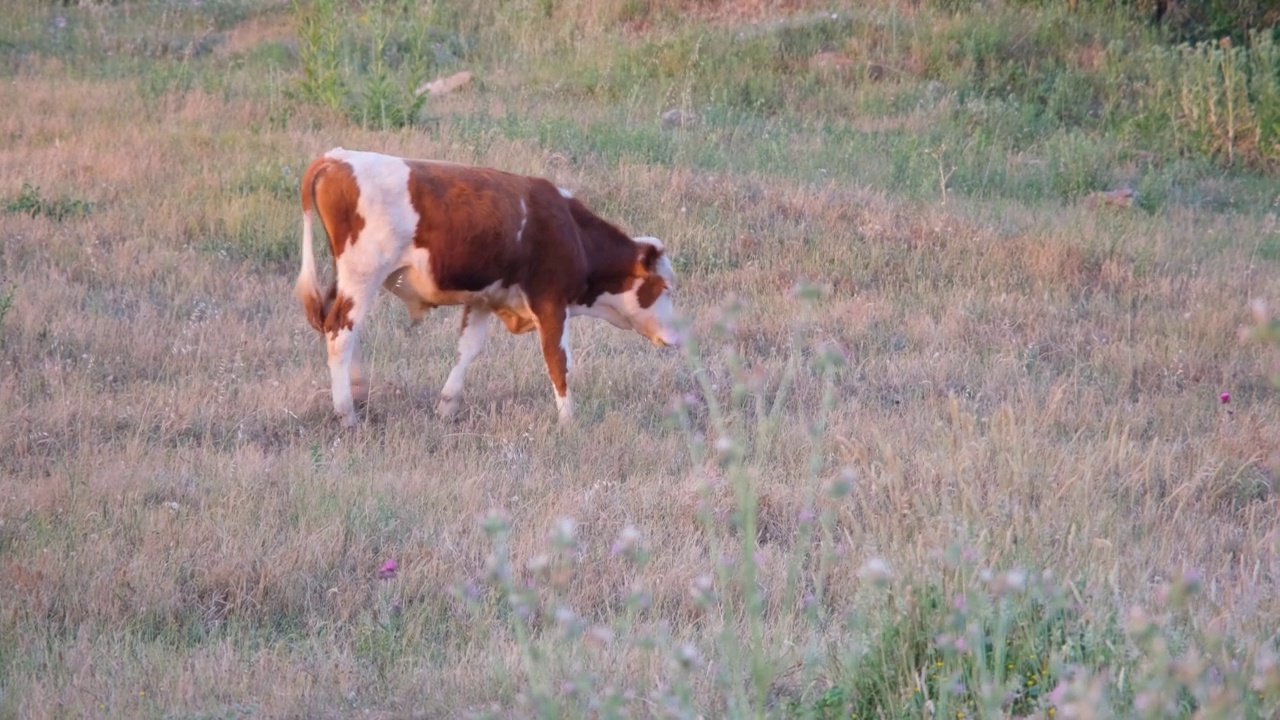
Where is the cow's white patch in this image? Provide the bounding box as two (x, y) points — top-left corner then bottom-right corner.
(557, 186), (573, 199)
(569, 298), (629, 329)
(556, 390), (574, 424)
(516, 198), (527, 243)
(560, 309), (572, 372)
(327, 148), (420, 293)
(634, 235), (665, 251)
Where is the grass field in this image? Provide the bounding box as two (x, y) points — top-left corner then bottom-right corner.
(2, 0), (1280, 717)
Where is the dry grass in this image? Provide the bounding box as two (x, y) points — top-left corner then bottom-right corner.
(2, 2), (1280, 718)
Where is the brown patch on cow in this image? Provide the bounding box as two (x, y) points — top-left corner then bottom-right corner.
(301, 287), (326, 334)
(406, 162), (533, 292)
(325, 292), (355, 338)
(566, 197), (661, 306)
(534, 306), (570, 399)
(637, 242), (662, 274)
(403, 163), (595, 322)
(310, 160), (366, 257)
(298, 157), (368, 339)
(636, 274), (668, 309)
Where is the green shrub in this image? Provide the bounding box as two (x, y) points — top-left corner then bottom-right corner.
(1147, 0), (1280, 46)
(1045, 131), (1113, 199)
(1135, 31), (1280, 169)
(290, 0), (431, 129)
(4, 183), (93, 221)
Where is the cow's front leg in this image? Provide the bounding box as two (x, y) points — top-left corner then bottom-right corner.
(437, 306), (491, 418)
(535, 305), (574, 424)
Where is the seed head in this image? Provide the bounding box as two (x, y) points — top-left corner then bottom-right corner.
(550, 517), (578, 549)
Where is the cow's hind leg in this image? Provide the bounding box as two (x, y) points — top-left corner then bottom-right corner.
(534, 305), (574, 424)
(324, 283), (379, 428)
(437, 306), (491, 418)
(350, 351), (369, 408)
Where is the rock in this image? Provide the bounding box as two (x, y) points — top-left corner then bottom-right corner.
(661, 108), (698, 128)
(415, 70), (473, 97)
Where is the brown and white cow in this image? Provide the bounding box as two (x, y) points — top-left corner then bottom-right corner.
(294, 147), (682, 428)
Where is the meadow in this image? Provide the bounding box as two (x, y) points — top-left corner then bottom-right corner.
(2, 0), (1280, 717)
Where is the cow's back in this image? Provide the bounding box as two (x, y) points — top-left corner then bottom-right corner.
(402, 159), (586, 299)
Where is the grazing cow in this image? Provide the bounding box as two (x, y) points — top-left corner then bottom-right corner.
(294, 147), (682, 428)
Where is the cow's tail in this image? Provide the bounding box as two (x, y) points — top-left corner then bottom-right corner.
(296, 157), (333, 334)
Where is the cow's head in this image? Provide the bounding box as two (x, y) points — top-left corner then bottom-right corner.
(627, 237), (682, 347)
(580, 236), (682, 347)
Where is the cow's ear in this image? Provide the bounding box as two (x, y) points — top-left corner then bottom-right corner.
(637, 243), (662, 274)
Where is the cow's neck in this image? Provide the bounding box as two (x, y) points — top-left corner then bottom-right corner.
(570, 202), (641, 306)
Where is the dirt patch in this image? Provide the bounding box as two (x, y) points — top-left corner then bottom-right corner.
(621, 0), (835, 33)
(214, 11), (296, 60)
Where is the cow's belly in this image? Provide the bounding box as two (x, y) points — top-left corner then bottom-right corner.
(384, 247), (476, 308)
(384, 249), (536, 333)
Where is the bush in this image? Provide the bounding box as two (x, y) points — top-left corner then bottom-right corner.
(1135, 30), (1280, 169)
(290, 0), (431, 129)
(4, 183), (93, 221)
(994, 0), (1279, 46)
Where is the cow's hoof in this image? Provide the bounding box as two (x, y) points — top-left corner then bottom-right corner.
(556, 396), (575, 425)
(436, 395), (461, 418)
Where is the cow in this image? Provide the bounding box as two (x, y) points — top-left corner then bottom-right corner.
(294, 147), (683, 428)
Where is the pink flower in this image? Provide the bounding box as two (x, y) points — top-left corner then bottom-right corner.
(378, 558), (398, 579)
(1220, 392), (1231, 404)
